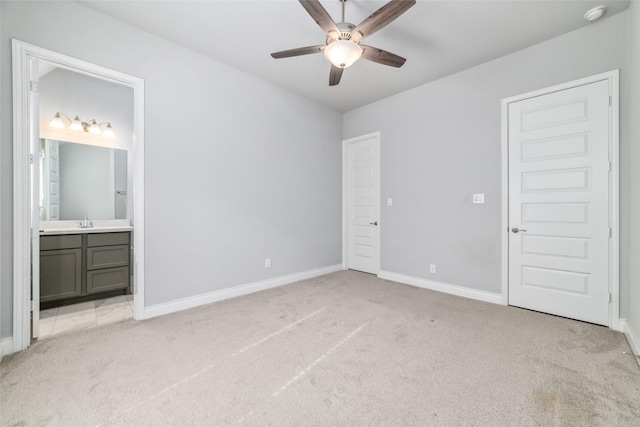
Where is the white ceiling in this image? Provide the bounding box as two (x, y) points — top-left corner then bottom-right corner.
(80, 0), (630, 112)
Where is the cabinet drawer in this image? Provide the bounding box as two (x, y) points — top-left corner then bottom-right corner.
(87, 245), (129, 270)
(88, 232), (130, 247)
(87, 267), (129, 294)
(40, 249), (82, 302)
(40, 234), (82, 250)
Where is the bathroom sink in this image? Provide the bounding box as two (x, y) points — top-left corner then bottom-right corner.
(40, 226), (133, 235)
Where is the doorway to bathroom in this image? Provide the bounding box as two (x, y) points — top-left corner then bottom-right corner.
(11, 40), (146, 353)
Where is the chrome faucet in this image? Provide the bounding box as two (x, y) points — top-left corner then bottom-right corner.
(79, 217), (93, 228)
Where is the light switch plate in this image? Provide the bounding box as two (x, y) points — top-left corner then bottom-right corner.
(387, 198), (393, 206)
(473, 193), (484, 204)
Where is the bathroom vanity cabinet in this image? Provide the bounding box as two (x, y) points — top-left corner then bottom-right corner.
(40, 231), (130, 308)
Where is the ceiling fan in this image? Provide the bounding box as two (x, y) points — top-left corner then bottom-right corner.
(271, 0), (416, 86)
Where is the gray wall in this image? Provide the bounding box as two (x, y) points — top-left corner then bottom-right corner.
(1, 1), (343, 337)
(343, 12), (631, 315)
(627, 2), (640, 341)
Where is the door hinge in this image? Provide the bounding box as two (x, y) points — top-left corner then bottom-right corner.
(609, 227), (612, 238)
(608, 96), (612, 106)
(608, 161), (612, 172)
(609, 293), (612, 303)
(29, 81), (39, 93)
(29, 154), (34, 164)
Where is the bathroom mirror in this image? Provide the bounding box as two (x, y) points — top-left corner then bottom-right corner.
(39, 139), (128, 221)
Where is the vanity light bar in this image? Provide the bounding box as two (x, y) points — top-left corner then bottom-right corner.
(49, 112), (115, 138)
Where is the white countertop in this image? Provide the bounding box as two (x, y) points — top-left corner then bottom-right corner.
(40, 226), (133, 235)
(39, 220), (132, 235)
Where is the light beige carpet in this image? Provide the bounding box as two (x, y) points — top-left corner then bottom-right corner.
(1, 270), (639, 426)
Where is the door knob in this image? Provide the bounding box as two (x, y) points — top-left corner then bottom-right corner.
(370, 221), (378, 226)
(511, 227), (527, 233)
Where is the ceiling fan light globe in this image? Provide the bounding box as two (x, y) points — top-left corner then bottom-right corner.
(324, 40), (362, 68)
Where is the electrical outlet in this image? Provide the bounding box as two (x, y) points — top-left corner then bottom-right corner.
(265, 258), (271, 268)
(473, 193), (485, 204)
(430, 264), (436, 274)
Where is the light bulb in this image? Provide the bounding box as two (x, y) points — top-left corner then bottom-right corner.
(69, 115), (83, 131)
(89, 119), (101, 134)
(324, 40), (362, 68)
(103, 123), (115, 138)
(49, 113), (65, 129)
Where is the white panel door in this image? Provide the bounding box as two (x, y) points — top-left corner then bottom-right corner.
(346, 134), (379, 274)
(508, 80), (610, 325)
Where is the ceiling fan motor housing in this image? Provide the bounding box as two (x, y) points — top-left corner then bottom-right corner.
(327, 22), (357, 43)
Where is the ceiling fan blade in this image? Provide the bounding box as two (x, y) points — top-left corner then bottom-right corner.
(361, 45), (406, 67)
(271, 45), (325, 59)
(329, 65), (344, 86)
(299, 0), (340, 37)
(350, 0), (416, 43)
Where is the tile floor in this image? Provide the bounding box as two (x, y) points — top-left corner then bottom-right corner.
(38, 295), (134, 340)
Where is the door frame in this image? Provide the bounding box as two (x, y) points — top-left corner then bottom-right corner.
(342, 132), (381, 273)
(500, 70), (620, 330)
(11, 40), (146, 353)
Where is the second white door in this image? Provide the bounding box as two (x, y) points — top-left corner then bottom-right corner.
(345, 133), (379, 274)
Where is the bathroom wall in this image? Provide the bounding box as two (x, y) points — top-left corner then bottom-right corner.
(39, 67), (134, 221)
(39, 68), (133, 151)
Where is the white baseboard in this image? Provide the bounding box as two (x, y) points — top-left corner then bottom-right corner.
(1, 336), (14, 360)
(623, 319), (640, 358)
(143, 264), (343, 320)
(378, 270), (502, 305)
(613, 318), (626, 333)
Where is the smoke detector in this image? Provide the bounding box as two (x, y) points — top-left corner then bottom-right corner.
(584, 6), (606, 21)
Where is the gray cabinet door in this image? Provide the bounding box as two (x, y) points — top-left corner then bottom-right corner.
(87, 267), (129, 294)
(40, 234), (82, 250)
(40, 248), (82, 302)
(87, 232), (129, 247)
(87, 245), (129, 270)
